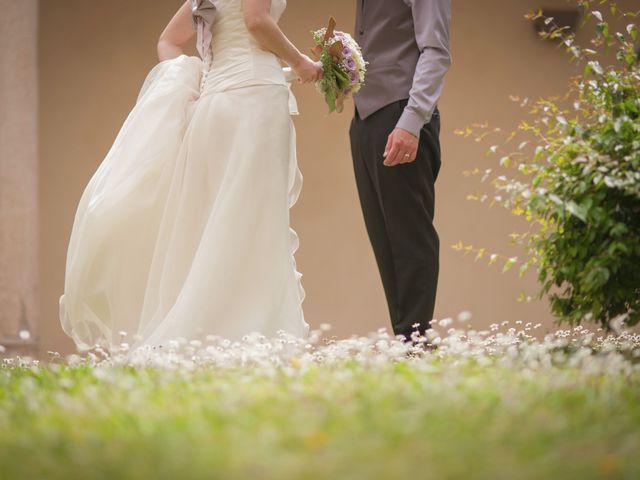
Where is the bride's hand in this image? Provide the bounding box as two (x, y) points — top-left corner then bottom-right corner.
(291, 55), (323, 84)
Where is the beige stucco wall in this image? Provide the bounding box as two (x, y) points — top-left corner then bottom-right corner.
(28, 0), (635, 356)
(0, 0), (39, 355)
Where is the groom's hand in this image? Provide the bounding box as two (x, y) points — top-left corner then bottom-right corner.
(383, 128), (418, 167)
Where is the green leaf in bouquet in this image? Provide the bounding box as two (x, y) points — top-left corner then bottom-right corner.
(326, 87), (338, 113)
(334, 67), (351, 90)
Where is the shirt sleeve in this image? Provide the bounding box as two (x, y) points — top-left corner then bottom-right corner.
(396, 0), (452, 138)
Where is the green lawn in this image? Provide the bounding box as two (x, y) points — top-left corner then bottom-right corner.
(1, 323), (639, 480)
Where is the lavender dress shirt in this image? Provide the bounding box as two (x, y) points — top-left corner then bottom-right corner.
(353, 0), (452, 138)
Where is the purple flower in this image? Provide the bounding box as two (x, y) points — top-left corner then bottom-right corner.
(342, 47), (352, 58)
(345, 58), (357, 72)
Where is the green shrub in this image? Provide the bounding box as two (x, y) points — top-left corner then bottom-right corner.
(456, 1), (640, 329)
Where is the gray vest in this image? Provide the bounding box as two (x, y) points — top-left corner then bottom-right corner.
(353, 0), (419, 119)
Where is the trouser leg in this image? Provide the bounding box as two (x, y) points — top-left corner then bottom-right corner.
(349, 100), (441, 340)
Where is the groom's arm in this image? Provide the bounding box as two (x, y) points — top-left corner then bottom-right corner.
(396, 0), (452, 138)
(383, 0), (452, 166)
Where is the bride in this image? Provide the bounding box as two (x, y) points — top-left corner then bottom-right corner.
(58, 0), (322, 353)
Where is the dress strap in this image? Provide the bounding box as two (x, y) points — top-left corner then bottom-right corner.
(191, 0), (217, 60)
(282, 68), (299, 116)
(287, 84), (299, 116)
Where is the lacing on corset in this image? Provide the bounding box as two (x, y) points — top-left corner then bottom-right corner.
(199, 47), (214, 94)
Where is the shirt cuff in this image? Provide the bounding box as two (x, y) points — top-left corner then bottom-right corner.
(395, 107), (428, 138)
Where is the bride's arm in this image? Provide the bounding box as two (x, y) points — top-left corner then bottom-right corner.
(242, 0), (322, 83)
(157, 1), (194, 62)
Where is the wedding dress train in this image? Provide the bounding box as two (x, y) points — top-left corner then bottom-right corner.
(59, 0), (309, 352)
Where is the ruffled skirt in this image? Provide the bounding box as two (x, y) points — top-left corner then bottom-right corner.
(59, 55), (308, 352)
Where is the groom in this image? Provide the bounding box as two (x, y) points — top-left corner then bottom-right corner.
(349, 0), (452, 342)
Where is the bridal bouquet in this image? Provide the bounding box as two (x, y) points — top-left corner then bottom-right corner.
(311, 18), (367, 113)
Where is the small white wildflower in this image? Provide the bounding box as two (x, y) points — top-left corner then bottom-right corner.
(439, 318), (453, 327)
(425, 329), (440, 341)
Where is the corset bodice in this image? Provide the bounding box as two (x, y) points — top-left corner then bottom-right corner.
(198, 0), (288, 96)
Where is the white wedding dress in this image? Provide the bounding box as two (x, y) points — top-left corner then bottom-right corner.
(59, 0), (309, 353)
